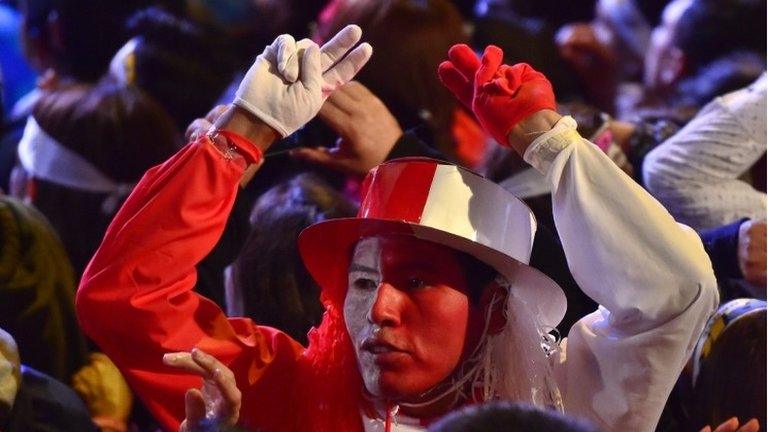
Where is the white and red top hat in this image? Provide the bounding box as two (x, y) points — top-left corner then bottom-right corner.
(299, 158), (567, 329)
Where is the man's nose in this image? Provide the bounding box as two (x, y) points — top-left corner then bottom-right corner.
(368, 282), (403, 328)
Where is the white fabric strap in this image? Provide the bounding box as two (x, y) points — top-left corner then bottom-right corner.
(17, 116), (135, 213)
(523, 116), (579, 174)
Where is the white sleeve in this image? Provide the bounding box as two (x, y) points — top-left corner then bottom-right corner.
(525, 117), (719, 431)
(642, 76), (767, 231)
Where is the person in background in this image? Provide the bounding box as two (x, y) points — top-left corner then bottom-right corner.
(227, 173), (357, 345)
(427, 401), (601, 432)
(0, 2), (36, 115)
(644, 74), (766, 231)
(0, 327), (97, 432)
(0, 195), (88, 383)
(312, 0), (478, 166)
(644, 74), (766, 298)
(692, 300), (765, 432)
(0, 194), (133, 431)
(554, 0), (669, 112)
(699, 218), (766, 301)
(71, 352), (133, 432)
(557, 0), (765, 117)
(472, 0), (599, 109)
(110, 6), (237, 134)
(640, 0), (765, 111)
(184, 0), (328, 70)
(657, 299), (765, 432)
(0, 0), (156, 193)
(12, 79), (177, 276)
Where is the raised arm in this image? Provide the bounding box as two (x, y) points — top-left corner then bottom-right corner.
(76, 29), (371, 431)
(439, 44), (718, 431)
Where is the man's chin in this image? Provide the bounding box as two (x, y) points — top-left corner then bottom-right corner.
(365, 371), (434, 401)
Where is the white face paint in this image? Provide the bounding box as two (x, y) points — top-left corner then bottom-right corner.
(343, 235), (478, 400)
(0, 330), (20, 415)
(344, 237), (383, 396)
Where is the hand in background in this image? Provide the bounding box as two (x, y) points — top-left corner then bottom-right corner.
(738, 219), (767, 289)
(700, 417), (760, 432)
(185, 105), (228, 142)
(291, 81), (402, 176)
(71, 353), (132, 432)
(555, 23), (618, 112)
(163, 349), (241, 432)
(234, 25), (372, 138)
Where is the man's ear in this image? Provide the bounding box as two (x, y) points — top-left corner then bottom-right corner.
(660, 46), (686, 88)
(479, 280), (508, 335)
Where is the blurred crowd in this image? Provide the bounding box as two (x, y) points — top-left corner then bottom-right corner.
(0, 0), (764, 431)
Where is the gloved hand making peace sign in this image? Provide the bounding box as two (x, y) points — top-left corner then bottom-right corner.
(438, 44), (559, 153)
(233, 24), (372, 138)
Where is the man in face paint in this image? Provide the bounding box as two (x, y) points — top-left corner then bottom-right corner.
(77, 26), (718, 432)
(344, 235), (492, 409)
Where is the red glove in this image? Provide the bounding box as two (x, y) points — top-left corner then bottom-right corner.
(438, 44), (480, 109)
(439, 45), (556, 146)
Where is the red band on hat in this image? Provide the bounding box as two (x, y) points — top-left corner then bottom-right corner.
(359, 161), (437, 223)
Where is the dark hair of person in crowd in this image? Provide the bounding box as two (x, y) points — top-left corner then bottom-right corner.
(0, 327), (97, 432)
(488, 0), (595, 29)
(635, 0), (670, 27)
(427, 401), (603, 432)
(18, 0), (152, 82)
(28, 79), (177, 276)
(692, 308), (766, 429)
(231, 173), (358, 345)
(0, 196), (88, 384)
(314, 0), (468, 160)
(675, 51), (766, 108)
(183, 0), (327, 67)
(673, 0), (766, 73)
(121, 6), (237, 132)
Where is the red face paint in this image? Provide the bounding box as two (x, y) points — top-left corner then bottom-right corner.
(344, 235), (485, 401)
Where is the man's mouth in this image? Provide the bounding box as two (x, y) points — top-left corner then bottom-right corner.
(361, 337), (404, 355)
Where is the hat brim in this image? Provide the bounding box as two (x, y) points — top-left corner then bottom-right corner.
(298, 218), (567, 330)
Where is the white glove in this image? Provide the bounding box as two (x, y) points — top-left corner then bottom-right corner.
(234, 25), (373, 137)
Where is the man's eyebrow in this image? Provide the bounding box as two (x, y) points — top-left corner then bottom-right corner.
(348, 263), (377, 274)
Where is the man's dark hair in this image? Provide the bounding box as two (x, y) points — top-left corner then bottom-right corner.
(457, 252), (498, 304)
(428, 401), (603, 432)
(673, 0), (766, 72)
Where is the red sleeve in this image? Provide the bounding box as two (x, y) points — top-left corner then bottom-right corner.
(76, 137), (305, 431)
